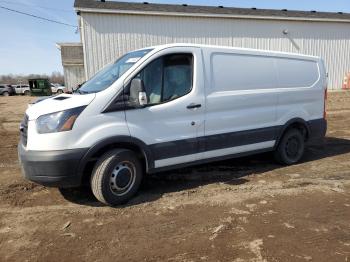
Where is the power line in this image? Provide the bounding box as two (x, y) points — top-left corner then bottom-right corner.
(0, 5), (77, 28)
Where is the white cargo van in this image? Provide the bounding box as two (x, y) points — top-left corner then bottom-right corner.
(18, 44), (327, 206)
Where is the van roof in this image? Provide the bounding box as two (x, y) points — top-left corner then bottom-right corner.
(145, 43), (321, 60)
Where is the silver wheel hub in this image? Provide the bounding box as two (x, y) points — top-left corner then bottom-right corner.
(109, 161), (136, 196)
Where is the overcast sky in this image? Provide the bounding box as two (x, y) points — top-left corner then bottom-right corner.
(1, 0), (349, 75)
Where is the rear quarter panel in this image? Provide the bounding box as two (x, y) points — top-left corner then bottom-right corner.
(275, 57), (325, 125)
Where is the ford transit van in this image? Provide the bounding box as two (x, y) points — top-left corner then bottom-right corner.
(18, 44), (327, 206)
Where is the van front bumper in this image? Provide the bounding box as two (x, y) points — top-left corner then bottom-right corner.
(18, 144), (88, 188)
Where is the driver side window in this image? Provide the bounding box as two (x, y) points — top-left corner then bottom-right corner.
(131, 53), (193, 105)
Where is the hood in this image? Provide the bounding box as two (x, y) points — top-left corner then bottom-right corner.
(26, 93), (96, 120)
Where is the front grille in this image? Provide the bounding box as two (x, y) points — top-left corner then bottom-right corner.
(20, 114), (28, 146)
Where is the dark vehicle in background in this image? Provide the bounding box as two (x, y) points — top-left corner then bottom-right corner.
(29, 78), (52, 96)
(0, 84), (16, 96)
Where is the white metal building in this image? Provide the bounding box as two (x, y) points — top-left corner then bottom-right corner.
(63, 0), (350, 90)
(56, 43), (85, 90)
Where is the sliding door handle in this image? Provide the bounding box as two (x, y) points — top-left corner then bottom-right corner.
(187, 103), (202, 109)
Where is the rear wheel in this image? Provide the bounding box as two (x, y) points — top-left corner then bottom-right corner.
(90, 149), (143, 206)
(24, 90), (30, 96)
(274, 128), (305, 165)
(2, 91), (9, 96)
(57, 89), (63, 94)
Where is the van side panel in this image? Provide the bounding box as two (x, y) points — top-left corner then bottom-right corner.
(203, 49), (278, 158)
(275, 58), (325, 127)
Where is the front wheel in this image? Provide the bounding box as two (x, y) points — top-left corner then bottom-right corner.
(24, 90), (30, 96)
(274, 128), (305, 165)
(90, 149), (143, 206)
(57, 89), (63, 94)
(2, 92), (9, 96)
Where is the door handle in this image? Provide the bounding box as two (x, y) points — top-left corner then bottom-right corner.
(187, 103), (202, 109)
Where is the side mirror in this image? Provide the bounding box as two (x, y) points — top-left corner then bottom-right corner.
(129, 78), (147, 107)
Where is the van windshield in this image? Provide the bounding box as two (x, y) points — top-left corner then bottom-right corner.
(77, 49), (153, 94)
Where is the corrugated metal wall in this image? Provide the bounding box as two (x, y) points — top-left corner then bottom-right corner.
(81, 12), (350, 90)
(61, 45), (84, 65)
(63, 65), (85, 91)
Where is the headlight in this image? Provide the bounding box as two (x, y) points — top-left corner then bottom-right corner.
(36, 106), (86, 134)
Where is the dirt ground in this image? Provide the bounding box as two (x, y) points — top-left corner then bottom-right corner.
(0, 93), (350, 262)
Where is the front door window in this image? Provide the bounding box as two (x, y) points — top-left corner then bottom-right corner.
(130, 53), (193, 106)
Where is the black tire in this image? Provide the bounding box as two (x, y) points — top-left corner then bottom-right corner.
(274, 128), (305, 165)
(57, 89), (63, 94)
(2, 91), (9, 97)
(24, 90), (30, 96)
(91, 149), (143, 206)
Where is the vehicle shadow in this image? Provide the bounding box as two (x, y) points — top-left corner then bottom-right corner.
(59, 136), (350, 207)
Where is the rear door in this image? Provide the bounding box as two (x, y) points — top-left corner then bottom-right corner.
(203, 49), (278, 159)
(125, 47), (205, 169)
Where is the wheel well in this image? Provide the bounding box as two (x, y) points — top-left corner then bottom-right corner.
(80, 142), (147, 186)
(279, 121), (309, 144)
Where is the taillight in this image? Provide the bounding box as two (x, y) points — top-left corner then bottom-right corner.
(323, 88), (327, 119)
